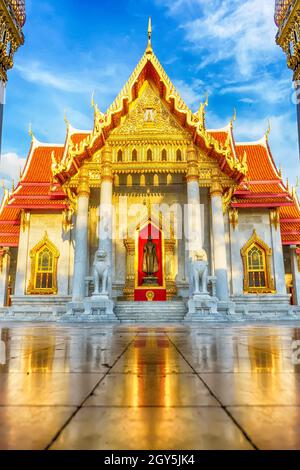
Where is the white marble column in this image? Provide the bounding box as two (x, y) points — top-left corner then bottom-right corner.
(71, 168), (90, 302)
(98, 146), (113, 292)
(270, 209), (286, 295)
(0, 249), (10, 307)
(210, 181), (229, 301)
(186, 144), (202, 257)
(291, 246), (300, 305)
(15, 211), (30, 296)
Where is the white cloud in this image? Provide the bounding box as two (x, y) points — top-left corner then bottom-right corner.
(158, 0), (280, 79)
(239, 98), (256, 104)
(0, 153), (26, 187)
(15, 60), (130, 98)
(234, 113), (300, 187)
(173, 78), (205, 109)
(220, 76), (292, 104)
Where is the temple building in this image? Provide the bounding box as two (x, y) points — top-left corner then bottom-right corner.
(0, 22), (300, 321)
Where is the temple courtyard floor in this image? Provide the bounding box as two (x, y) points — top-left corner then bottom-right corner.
(1, 321), (300, 450)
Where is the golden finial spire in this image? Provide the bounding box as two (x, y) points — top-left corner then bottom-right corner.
(91, 91), (103, 123)
(197, 93), (209, 128)
(64, 110), (70, 131)
(265, 119), (271, 141)
(146, 17), (153, 54)
(28, 123), (34, 141)
(230, 108), (237, 128)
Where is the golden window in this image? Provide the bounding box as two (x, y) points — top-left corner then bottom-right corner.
(132, 149), (137, 162)
(176, 149), (182, 162)
(117, 149), (123, 162)
(162, 149), (167, 161)
(247, 246), (266, 289)
(147, 149), (152, 161)
(241, 230), (275, 294)
(35, 247), (54, 289)
(27, 233), (59, 295)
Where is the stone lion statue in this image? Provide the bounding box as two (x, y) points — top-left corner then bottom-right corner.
(93, 250), (110, 295)
(191, 249), (208, 295)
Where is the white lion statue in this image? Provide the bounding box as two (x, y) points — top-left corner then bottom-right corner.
(191, 249), (208, 295)
(93, 250), (110, 295)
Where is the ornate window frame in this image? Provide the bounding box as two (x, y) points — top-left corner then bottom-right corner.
(27, 232), (60, 295)
(241, 230), (276, 294)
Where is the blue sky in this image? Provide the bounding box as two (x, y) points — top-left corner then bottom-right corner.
(1, 0), (299, 189)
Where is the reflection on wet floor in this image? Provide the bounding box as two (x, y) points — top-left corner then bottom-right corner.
(0, 322), (300, 449)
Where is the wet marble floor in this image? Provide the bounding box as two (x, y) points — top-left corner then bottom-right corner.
(1, 322), (300, 450)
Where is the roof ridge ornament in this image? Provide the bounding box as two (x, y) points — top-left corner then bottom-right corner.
(265, 119), (271, 141)
(91, 91), (104, 121)
(28, 123), (39, 146)
(64, 110), (70, 132)
(146, 17), (153, 55)
(197, 93), (208, 128)
(230, 108), (237, 129)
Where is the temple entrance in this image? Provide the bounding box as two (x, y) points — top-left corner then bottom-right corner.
(134, 220), (166, 301)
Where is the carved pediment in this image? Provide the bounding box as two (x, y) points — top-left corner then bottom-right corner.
(110, 80), (190, 140)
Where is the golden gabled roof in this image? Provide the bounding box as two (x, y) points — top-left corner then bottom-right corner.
(52, 29), (247, 184)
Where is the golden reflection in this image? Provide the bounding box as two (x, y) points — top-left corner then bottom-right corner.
(248, 335), (281, 374)
(132, 344), (139, 408)
(127, 329), (174, 407)
(162, 345), (171, 408)
(21, 333), (56, 374)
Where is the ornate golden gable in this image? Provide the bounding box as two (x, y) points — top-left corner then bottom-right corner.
(110, 81), (190, 140)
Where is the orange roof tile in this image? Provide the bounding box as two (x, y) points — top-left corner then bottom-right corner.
(70, 132), (90, 146)
(21, 145), (64, 183)
(236, 141), (280, 181)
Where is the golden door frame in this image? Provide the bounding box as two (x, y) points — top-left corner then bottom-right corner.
(134, 218), (166, 291)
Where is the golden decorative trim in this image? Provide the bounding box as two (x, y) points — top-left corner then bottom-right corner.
(27, 232), (60, 295)
(124, 238), (135, 300)
(21, 210), (30, 232)
(229, 208), (239, 230)
(146, 291), (155, 301)
(276, 0), (300, 79)
(0, 0), (25, 82)
(62, 208), (73, 232)
(77, 167), (90, 196)
(270, 208), (280, 231)
(0, 248), (9, 274)
(241, 230), (276, 294)
(210, 181), (223, 197)
(222, 187), (235, 214)
(52, 45), (247, 181)
(65, 187), (78, 213)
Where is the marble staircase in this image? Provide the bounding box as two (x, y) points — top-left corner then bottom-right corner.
(115, 301), (187, 323)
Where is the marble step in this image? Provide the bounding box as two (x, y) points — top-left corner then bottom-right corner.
(115, 301), (187, 322)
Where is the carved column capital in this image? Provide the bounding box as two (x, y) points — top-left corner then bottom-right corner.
(270, 208), (280, 231)
(101, 146), (113, 182)
(186, 144), (199, 182)
(77, 167), (90, 197)
(210, 181), (223, 197)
